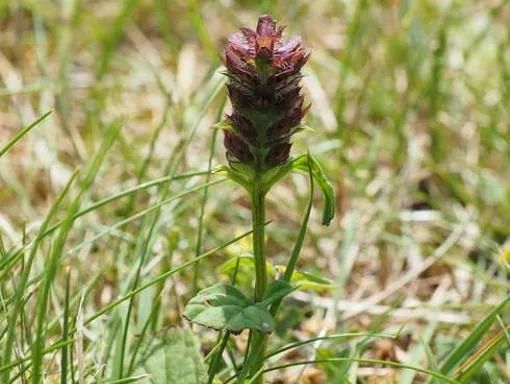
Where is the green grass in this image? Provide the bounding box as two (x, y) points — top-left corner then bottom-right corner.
(1, 0), (510, 383)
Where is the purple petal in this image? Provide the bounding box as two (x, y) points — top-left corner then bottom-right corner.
(256, 15), (277, 36)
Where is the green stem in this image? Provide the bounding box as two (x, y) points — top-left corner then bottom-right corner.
(237, 176), (268, 384)
(251, 177), (267, 301)
(242, 158), (315, 383)
(246, 336), (267, 384)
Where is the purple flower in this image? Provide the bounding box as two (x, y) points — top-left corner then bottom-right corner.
(223, 15), (310, 169)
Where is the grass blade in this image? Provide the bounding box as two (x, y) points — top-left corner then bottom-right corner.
(0, 110), (52, 158)
(454, 325), (510, 382)
(0, 228), (256, 376)
(1, 169), (78, 382)
(31, 123), (119, 383)
(429, 296), (510, 383)
(60, 271), (71, 384)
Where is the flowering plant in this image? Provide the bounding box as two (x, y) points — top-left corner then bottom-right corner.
(184, 15), (334, 383)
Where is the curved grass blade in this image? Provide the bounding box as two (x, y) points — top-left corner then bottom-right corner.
(283, 155), (315, 282)
(399, 322), (438, 384)
(83, 228), (256, 327)
(100, 375), (150, 384)
(0, 110), (52, 158)
(237, 358), (461, 384)
(68, 178), (225, 254)
(265, 332), (396, 359)
(47, 170), (214, 239)
(0, 170), (215, 275)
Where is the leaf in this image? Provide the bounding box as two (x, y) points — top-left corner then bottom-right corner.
(428, 296), (510, 384)
(261, 280), (294, 305)
(212, 119), (233, 131)
(214, 165), (253, 191)
(258, 154), (335, 226)
(183, 284), (274, 334)
(220, 153), (335, 226)
(219, 258), (332, 292)
(454, 326), (510, 383)
(136, 329), (207, 384)
(292, 154), (335, 226)
(290, 270), (335, 291)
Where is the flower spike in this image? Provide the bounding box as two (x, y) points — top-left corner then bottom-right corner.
(223, 14), (310, 170)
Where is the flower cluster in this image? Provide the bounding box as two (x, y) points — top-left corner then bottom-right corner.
(223, 15), (310, 169)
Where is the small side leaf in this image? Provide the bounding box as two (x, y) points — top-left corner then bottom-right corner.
(183, 284), (274, 334)
(212, 119), (233, 131)
(214, 165), (253, 191)
(290, 270), (335, 291)
(291, 154), (335, 226)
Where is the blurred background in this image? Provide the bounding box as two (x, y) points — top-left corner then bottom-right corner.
(1, 0), (510, 383)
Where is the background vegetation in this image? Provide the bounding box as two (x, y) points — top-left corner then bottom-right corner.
(1, 0), (510, 383)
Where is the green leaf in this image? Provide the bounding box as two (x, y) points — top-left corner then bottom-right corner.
(428, 296), (510, 384)
(261, 164), (290, 189)
(219, 258), (332, 292)
(455, 326), (510, 383)
(212, 119), (233, 131)
(258, 154), (335, 225)
(292, 154), (335, 226)
(261, 280), (294, 305)
(136, 329), (207, 384)
(214, 165), (253, 191)
(219, 153), (335, 227)
(290, 270), (335, 291)
(183, 284), (274, 334)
